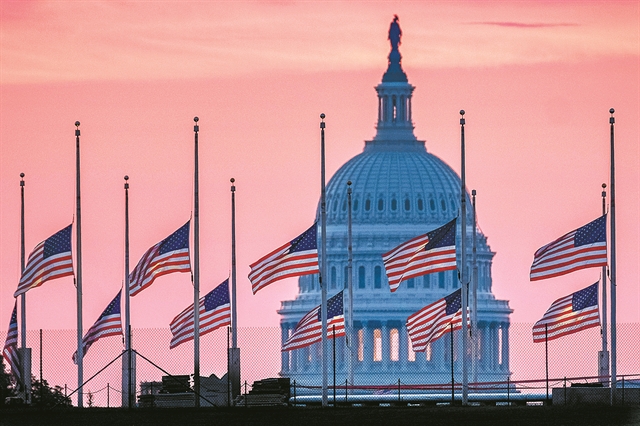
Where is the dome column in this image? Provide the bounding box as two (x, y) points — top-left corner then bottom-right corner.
(381, 322), (390, 370)
(501, 322), (510, 372)
(281, 324), (290, 374)
(399, 325), (408, 371)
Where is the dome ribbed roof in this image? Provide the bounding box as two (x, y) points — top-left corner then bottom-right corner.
(322, 140), (471, 226)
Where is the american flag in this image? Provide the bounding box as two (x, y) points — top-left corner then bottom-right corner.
(406, 289), (462, 352)
(2, 301), (21, 384)
(169, 279), (231, 349)
(532, 282), (600, 343)
(73, 290), (123, 364)
(282, 291), (345, 352)
(249, 223), (319, 294)
(129, 221), (191, 297)
(383, 218), (457, 292)
(530, 215), (607, 281)
(14, 225), (74, 297)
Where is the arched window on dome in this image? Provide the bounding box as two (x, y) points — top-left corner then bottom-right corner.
(374, 266), (382, 289)
(438, 272), (445, 289)
(404, 197), (411, 212)
(331, 266), (337, 290)
(358, 266), (366, 289)
(441, 198), (447, 212)
(450, 199), (456, 213)
(429, 198), (436, 212)
(344, 265), (349, 287)
(332, 199), (339, 212)
(423, 275), (430, 289)
(365, 196), (372, 212)
(391, 197), (397, 211)
(342, 199), (347, 211)
(392, 95), (397, 123)
(417, 197), (424, 211)
(353, 197), (359, 212)
(377, 197), (384, 212)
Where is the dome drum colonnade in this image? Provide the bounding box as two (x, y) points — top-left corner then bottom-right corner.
(278, 18), (512, 386)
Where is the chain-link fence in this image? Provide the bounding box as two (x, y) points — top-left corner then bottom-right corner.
(2, 324), (638, 407)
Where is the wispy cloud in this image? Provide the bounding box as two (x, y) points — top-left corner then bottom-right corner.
(469, 21), (579, 28)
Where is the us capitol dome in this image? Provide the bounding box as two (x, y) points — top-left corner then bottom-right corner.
(278, 17), (512, 386)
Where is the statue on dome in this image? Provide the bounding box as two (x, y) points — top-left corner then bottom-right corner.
(388, 15), (402, 51)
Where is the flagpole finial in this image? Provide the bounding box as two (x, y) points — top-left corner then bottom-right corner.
(230, 177), (235, 192)
(609, 108), (615, 115)
(75, 121), (80, 136)
(20, 173), (25, 186)
(460, 110), (465, 125)
(347, 180), (352, 194)
(472, 189), (476, 196)
(124, 175), (129, 190)
(193, 116), (199, 133)
(320, 113), (326, 129)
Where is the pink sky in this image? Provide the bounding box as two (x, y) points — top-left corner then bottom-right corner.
(1, 2), (639, 334)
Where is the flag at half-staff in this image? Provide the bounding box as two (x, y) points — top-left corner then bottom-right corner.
(530, 215), (607, 281)
(14, 224), (74, 297)
(73, 290), (123, 364)
(129, 221), (191, 297)
(249, 223), (319, 294)
(383, 218), (457, 292)
(2, 301), (21, 384)
(282, 291), (345, 351)
(169, 279), (231, 349)
(406, 289), (463, 352)
(532, 282), (600, 343)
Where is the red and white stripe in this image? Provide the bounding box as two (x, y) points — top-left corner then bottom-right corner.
(129, 244), (190, 297)
(383, 234), (456, 292)
(282, 309), (344, 352)
(532, 294), (600, 343)
(169, 301), (230, 349)
(14, 240), (74, 297)
(249, 243), (319, 295)
(530, 232), (607, 281)
(406, 298), (462, 352)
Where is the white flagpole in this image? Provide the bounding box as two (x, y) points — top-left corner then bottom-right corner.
(123, 176), (133, 408)
(471, 189), (478, 385)
(230, 178), (240, 399)
(19, 173), (31, 404)
(74, 121), (84, 408)
(609, 108), (617, 404)
(459, 110), (469, 405)
(599, 183), (609, 385)
(320, 113), (328, 407)
(193, 117), (201, 407)
(347, 181), (354, 388)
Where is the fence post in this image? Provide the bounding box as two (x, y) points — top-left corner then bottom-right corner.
(345, 379), (348, 405)
(107, 383), (110, 408)
(244, 381), (248, 408)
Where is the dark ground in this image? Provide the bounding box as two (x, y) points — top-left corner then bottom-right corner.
(1, 405), (639, 426)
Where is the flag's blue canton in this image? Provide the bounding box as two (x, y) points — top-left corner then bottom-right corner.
(318, 291), (344, 321)
(289, 223), (317, 254)
(43, 225), (72, 259)
(575, 215), (606, 247)
(101, 290), (122, 317)
(204, 279), (230, 311)
(424, 218), (456, 251)
(444, 289), (462, 315)
(572, 282), (598, 311)
(159, 222), (190, 255)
